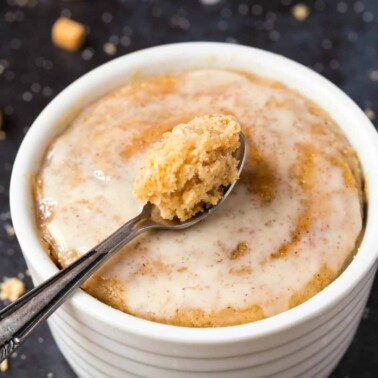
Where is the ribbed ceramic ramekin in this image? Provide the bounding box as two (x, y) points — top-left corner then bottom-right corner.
(10, 43), (378, 378)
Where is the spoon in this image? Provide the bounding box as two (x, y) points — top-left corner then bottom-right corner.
(0, 132), (246, 362)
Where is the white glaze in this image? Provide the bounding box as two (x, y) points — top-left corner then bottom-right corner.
(36, 69), (362, 324)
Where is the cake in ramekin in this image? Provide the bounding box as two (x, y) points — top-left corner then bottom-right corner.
(34, 69), (364, 327)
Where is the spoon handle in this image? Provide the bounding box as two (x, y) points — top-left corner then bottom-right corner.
(0, 205), (154, 362)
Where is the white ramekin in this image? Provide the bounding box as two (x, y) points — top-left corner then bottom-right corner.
(10, 43), (378, 378)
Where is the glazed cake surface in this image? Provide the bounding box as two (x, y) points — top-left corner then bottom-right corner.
(35, 69), (363, 327)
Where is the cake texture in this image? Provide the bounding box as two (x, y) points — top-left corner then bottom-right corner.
(133, 114), (240, 221)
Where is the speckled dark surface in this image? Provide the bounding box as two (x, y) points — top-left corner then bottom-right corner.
(0, 0), (377, 377)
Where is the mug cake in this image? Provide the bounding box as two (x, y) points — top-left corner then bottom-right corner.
(34, 68), (364, 327)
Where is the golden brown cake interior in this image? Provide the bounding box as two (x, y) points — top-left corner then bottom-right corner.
(133, 114), (240, 221)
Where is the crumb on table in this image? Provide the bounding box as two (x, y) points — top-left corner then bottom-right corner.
(4, 223), (15, 237)
(133, 114), (241, 221)
(292, 4), (310, 21)
(364, 107), (376, 121)
(51, 17), (85, 51)
(0, 359), (8, 372)
(0, 277), (26, 302)
(370, 70), (378, 81)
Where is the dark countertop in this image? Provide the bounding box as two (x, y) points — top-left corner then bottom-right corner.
(0, 0), (377, 377)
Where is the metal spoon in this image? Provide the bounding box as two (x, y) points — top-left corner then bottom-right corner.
(0, 132), (246, 362)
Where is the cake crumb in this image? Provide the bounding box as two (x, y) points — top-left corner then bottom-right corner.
(292, 4), (310, 21)
(51, 17), (85, 51)
(0, 359), (8, 372)
(364, 107), (375, 121)
(103, 42), (117, 56)
(133, 114), (241, 221)
(369, 70), (378, 81)
(4, 223), (15, 237)
(0, 277), (26, 302)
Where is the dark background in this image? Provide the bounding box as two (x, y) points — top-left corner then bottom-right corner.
(0, 0), (377, 377)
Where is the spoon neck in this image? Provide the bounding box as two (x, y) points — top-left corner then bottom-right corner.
(0, 204), (155, 362)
